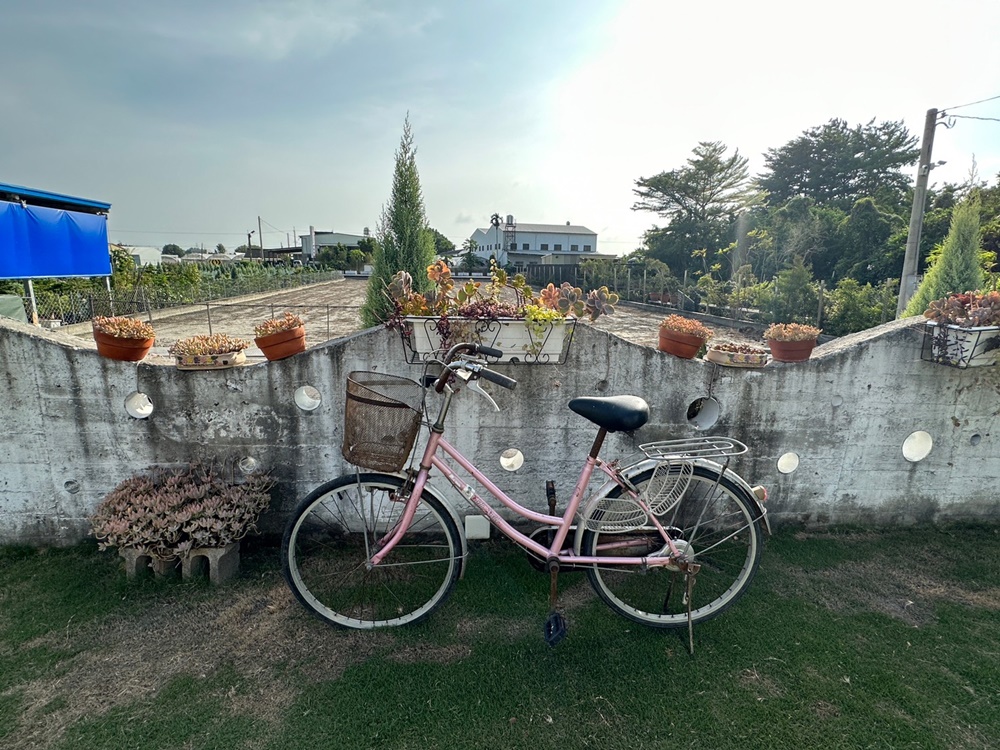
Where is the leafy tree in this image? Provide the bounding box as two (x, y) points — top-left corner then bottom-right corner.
(770, 256), (819, 324)
(905, 194), (983, 316)
(428, 227), (455, 258)
(215, 243), (226, 254)
(162, 244), (184, 257)
(757, 118), (918, 213)
(361, 115), (436, 327)
(458, 252), (486, 273)
(823, 278), (896, 336)
(833, 198), (900, 285)
(633, 142), (758, 278)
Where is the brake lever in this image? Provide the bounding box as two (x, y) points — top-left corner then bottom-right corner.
(467, 378), (500, 411)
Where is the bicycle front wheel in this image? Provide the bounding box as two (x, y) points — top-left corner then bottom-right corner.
(282, 473), (461, 629)
(581, 465), (763, 629)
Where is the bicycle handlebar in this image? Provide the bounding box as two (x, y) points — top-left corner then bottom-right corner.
(432, 342), (518, 393)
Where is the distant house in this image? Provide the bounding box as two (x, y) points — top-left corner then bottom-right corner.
(467, 218), (612, 267)
(112, 244), (161, 267)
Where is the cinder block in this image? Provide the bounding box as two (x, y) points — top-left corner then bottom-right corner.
(118, 547), (178, 579)
(181, 542), (240, 585)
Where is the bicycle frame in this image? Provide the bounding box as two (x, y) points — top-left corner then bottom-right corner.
(369, 405), (689, 570)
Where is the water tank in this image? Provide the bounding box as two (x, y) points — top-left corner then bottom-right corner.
(506, 215), (515, 226)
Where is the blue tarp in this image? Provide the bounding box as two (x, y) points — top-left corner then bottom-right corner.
(0, 199), (111, 279)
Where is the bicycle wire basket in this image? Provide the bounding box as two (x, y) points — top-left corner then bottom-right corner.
(583, 461), (694, 533)
(341, 371), (425, 472)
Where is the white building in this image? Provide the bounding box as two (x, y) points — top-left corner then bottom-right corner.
(300, 226), (371, 260)
(112, 244), (161, 267)
(466, 218), (610, 267)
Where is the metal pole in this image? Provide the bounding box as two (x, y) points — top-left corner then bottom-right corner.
(897, 108), (939, 317)
(25, 279), (39, 325)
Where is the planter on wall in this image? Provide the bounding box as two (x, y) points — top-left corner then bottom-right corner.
(657, 329), (707, 359)
(921, 322), (1000, 368)
(255, 326), (306, 361)
(93, 329), (155, 362)
(766, 338), (817, 363)
(704, 347), (769, 368)
(175, 350), (247, 370)
(401, 316), (571, 363)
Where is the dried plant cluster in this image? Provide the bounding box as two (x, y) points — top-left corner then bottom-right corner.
(710, 342), (769, 355)
(92, 315), (155, 340)
(254, 311), (305, 338)
(659, 314), (714, 340)
(90, 464), (273, 559)
(924, 291), (1000, 328)
(167, 333), (251, 356)
(386, 260), (619, 323)
(763, 323), (822, 342)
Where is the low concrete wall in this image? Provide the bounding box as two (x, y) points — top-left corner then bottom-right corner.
(2, 315), (998, 545)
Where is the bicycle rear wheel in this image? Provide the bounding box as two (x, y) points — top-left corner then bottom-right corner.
(581, 465), (763, 629)
(282, 473), (461, 629)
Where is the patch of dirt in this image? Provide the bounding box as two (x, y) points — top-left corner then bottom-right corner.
(6, 576), (394, 750)
(772, 547), (1000, 628)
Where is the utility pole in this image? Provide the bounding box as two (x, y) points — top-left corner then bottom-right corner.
(258, 216), (264, 261)
(896, 108), (939, 317)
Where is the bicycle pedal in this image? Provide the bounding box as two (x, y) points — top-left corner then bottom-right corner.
(543, 611), (568, 647)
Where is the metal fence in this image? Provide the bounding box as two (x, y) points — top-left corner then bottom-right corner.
(13, 271), (345, 327)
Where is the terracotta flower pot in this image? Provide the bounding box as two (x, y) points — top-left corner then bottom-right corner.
(255, 326), (306, 361)
(658, 328), (707, 359)
(93, 328), (155, 362)
(766, 338), (816, 362)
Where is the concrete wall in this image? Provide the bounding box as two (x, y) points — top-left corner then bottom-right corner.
(2, 315), (999, 546)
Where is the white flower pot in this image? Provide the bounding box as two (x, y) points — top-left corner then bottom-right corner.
(923, 322), (1000, 368)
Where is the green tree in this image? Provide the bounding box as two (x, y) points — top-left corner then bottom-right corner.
(428, 227), (455, 259)
(162, 244), (184, 257)
(633, 141), (758, 278)
(757, 118), (918, 212)
(361, 116), (436, 327)
(823, 278), (896, 336)
(833, 198), (900, 285)
(215, 243), (226, 254)
(771, 255), (819, 324)
(905, 194), (984, 316)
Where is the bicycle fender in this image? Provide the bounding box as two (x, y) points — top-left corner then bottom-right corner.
(572, 458), (769, 553)
(382, 471), (470, 578)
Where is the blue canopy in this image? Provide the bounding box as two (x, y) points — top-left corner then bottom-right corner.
(0, 182), (112, 280)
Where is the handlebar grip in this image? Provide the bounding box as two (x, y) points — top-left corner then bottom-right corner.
(475, 344), (504, 359)
(479, 368), (517, 390)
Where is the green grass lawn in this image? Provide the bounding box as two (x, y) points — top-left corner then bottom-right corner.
(1, 526), (998, 749)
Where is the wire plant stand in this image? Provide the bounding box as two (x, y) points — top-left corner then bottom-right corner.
(398, 316), (577, 365)
(920, 322), (1000, 368)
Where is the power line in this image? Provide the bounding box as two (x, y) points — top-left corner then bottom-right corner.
(940, 93), (1000, 112)
(948, 114), (1000, 123)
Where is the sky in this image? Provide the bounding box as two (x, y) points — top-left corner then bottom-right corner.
(2, 0), (999, 256)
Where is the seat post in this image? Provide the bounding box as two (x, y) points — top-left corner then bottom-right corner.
(589, 427), (609, 459)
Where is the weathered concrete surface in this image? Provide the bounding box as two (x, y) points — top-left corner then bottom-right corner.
(2, 313), (998, 545)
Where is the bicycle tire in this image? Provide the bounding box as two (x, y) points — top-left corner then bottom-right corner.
(581, 464), (763, 629)
(282, 473), (461, 629)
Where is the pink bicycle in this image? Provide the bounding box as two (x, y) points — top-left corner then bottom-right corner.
(282, 342), (769, 641)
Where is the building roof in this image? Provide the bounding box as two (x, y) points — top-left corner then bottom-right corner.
(477, 223), (596, 235)
(0, 181), (111, 213)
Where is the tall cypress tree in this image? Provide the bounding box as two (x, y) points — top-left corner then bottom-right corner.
(904, 194), (983, 316)
(361, 115), (436, 327)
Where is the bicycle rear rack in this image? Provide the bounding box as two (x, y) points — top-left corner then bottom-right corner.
(639, 436), (749, 462)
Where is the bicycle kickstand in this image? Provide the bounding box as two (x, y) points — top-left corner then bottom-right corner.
(543, 558), (568, 647)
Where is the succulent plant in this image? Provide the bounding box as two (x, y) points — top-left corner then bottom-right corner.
(585, 287), (619, 321)
(90, 463), (273, 560)
(168, 333), (251, 356)
(93, 315), (155, 340)
(926, 291), (1000, 328)
(763, 323), (821, 342)
(660, 314), (714, 339)
(254, 311), (305, 338)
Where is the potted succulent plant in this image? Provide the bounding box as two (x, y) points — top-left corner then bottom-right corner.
(168, 333), (251, 370)
(658, 314), (713, 359)
(763, 323), (822, 362)
(386, 260), (619, 363)
(90, 463), (272, 583)
(254, 311), (306, 361)
(922, 290), (1000, 368)
(92, 315), (156, 361)
(705, 341), (770, 367)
